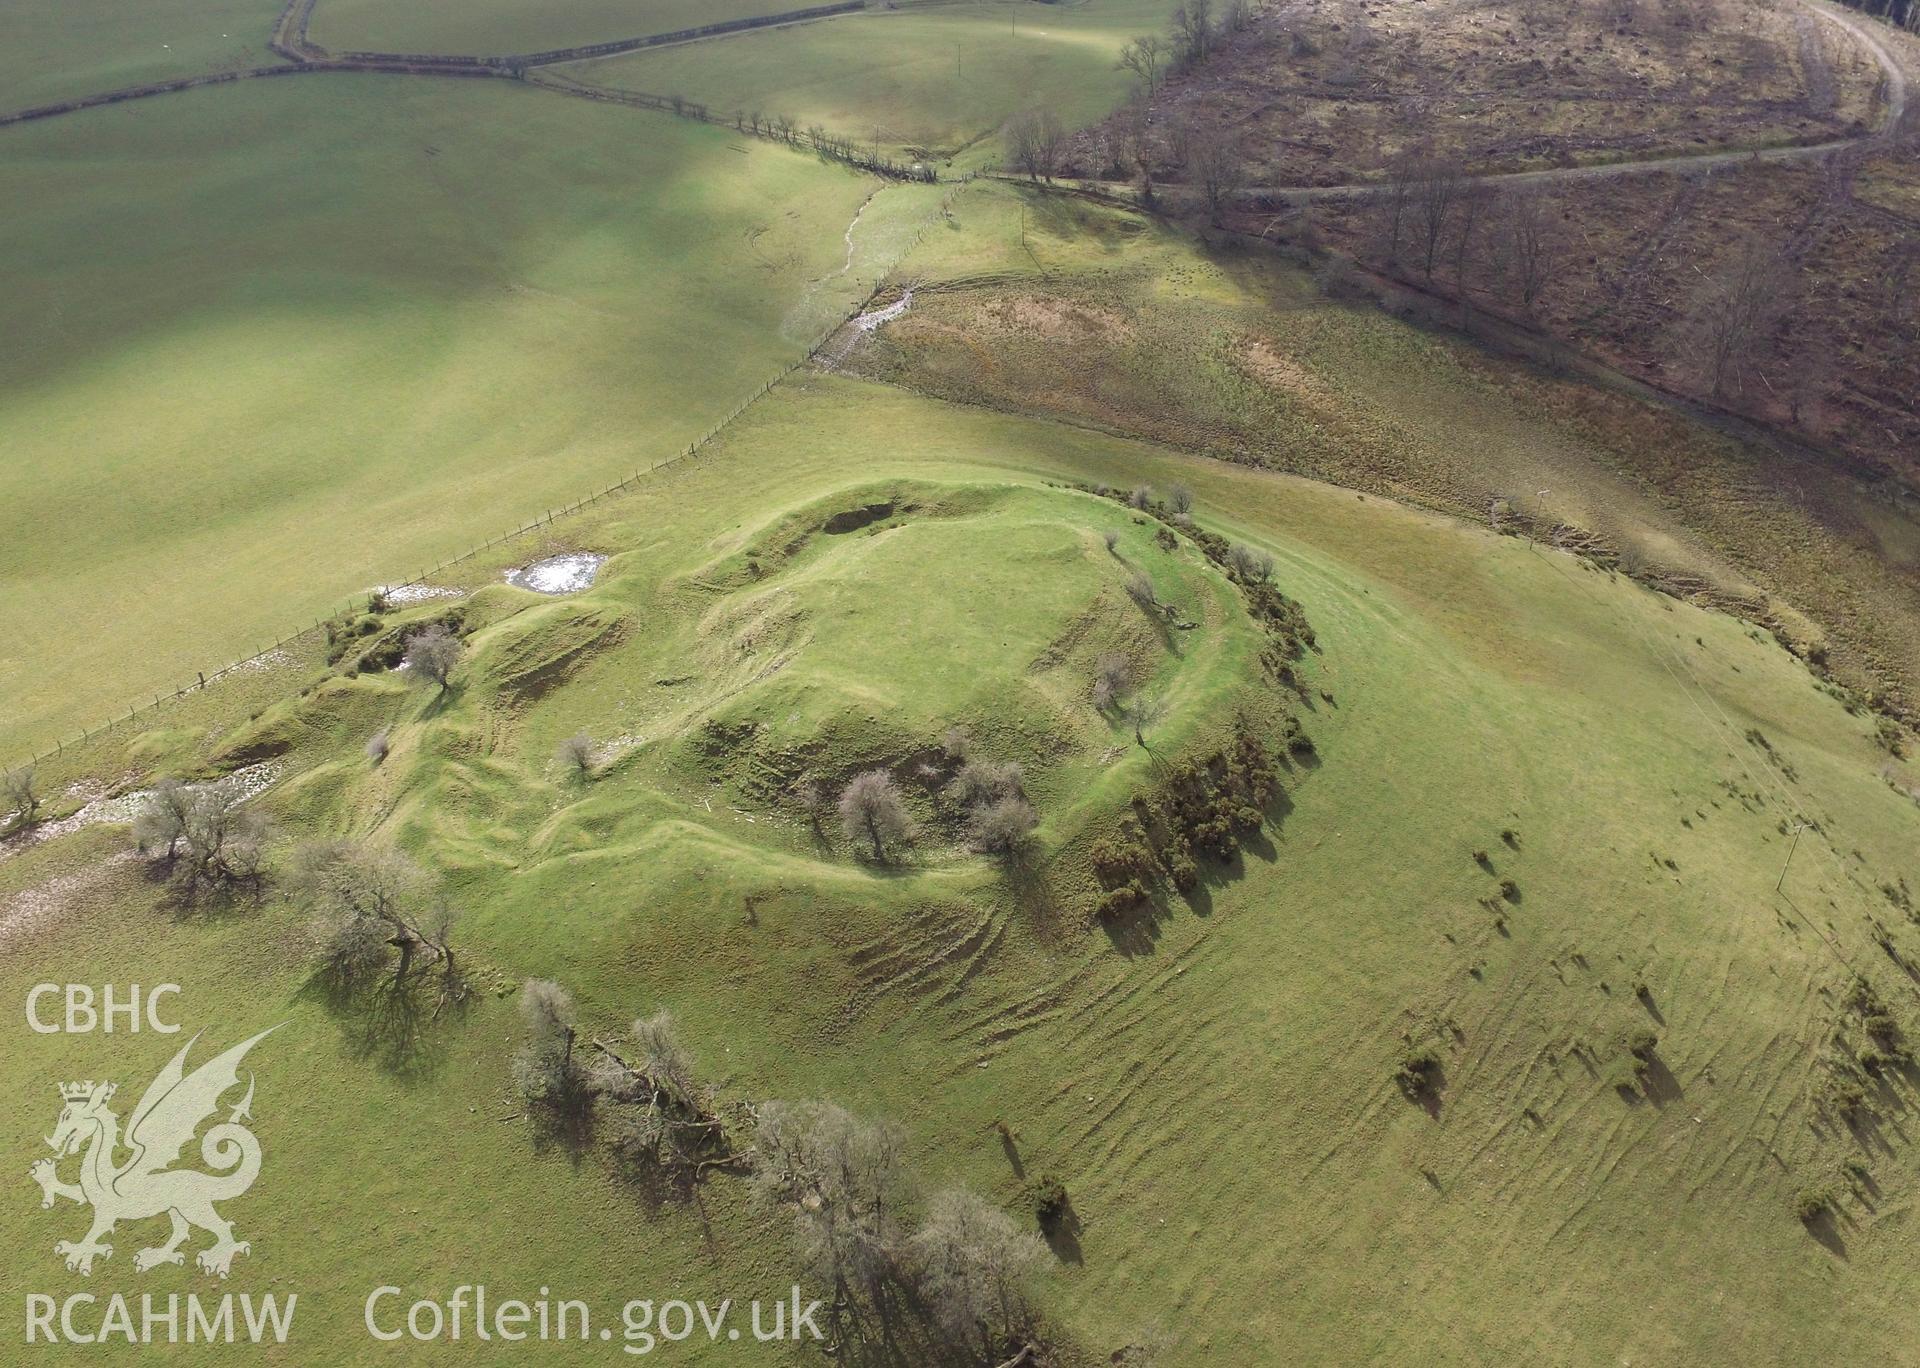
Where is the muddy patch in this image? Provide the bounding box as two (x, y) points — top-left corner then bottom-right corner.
(507, 553), (607, 595)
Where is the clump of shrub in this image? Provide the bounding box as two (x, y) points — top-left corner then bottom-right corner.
(1397, 1045), (1443, 1099)
(1794, 1186), (1834, 1224)
(1023, 1173), (1070, 1232)
(555, 732), (596, 779)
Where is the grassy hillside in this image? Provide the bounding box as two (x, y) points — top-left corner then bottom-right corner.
(6, 369), (1916, 1363)
(0, 0), (284, 114)
(0, 75), (945, 758)
(306, 0), (807, 57)
(562, 0), (1174, 165)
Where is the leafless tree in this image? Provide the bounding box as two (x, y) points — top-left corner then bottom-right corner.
(753, 1101), (909, 1309)
(1188, 126), (1247, 228)
(403, 624), (462, 694)
(132, 778), (195, 860)
(1379, 152), (1420, 264)
(294, 840), (461, 1000)
(1124, 692), (1169, 747)
(911, 1189), (1047, 1358)
(1685, 235), (1792, 398)
(1104, 528), (1122, 554)
(1413, 156), (1466, 278)
(513, 977), (591, 1112)
(148, 785), (268, 891)
(1118, 34), (1169, 94)
(3, 765), (39, 827)
(1168, 484), (1194, 514)
(1128, 484), (1154, 509)
(1492, 187), (1559, 314)
(1116, 97), (1159, 205)
(1171, 0), (1216, 65)
(365, 728), (391, 765)
(1219, 0), (1253, 34)
(839, 770), (911, 860)
(1006, 108), (1067, 183)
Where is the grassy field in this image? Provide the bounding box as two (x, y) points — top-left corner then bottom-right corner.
(0, 74), (946, 759)
(306, 0), (808, 57)
(5, 362), (1918, 1361)
(0, 0), (283, 114)
(563, 0), (1175, 164)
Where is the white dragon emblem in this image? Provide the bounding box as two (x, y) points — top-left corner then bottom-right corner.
(29, 1027), (277, 1278)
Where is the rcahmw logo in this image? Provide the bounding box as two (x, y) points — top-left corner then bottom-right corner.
(24, 1027), (297, 1346)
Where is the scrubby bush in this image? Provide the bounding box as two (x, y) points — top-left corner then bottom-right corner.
(970, 794), (1038, 856)
(1092, 653), (1134, 711)
(1128, 485), (1153, 510)
(1103, 529), (1121, 554)
(3, 766), (39, 827)
(365, 728), (391, 765)
(1397, 1045), (1442, 1099)
(1794, 1186), (1834, 1223)
(1228, 543), (1274, 583)
(1125, 571), (1160, 611)
(1023, 1173), (1070, 1231)
(555, 732), (596, 779)
(952, 758), (1023, 804)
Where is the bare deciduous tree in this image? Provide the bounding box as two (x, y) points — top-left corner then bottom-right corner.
(1188, 126), (1247, 228)
(294, 840), (462, 1003)
(365, 728), (391, 765)
(1686, 235), (1792, 398)
(1168, 483), (1194, 514)
(1491, 187), (1560, 314)
(838, 770), (911, 861)
(911, 1189), (1047, 1358)
(1116, 97), (1159, 205)
(1412, 156), (1466, 279)
(1124, 692), (1169, 747)
(1005, 108), (1067, 183)
(513, 977), (594, 1114)
(1117, 34), (1168, 94)
(403, 624), (462, 694)
(753, 1100), (908, 1309)
(1171, 0), (1216, 65)
(132, 777), (194, 860)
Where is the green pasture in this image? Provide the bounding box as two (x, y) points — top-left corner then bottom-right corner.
(564, 0), (1174, 164)
(0, 73), (945, 759)
(307, 0), (808, 58)
(4, 365), (1916, 1362)
(0, 0), (284, 115)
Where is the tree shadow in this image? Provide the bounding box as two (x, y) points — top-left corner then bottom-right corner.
(296, 965), (466, 1085)
(1636, 986), (1667, 1026)
(1639, 1053), (1684, 1108)
(1042, 1198), (1084, 1266)
(1803, 1208), (1849, 1260)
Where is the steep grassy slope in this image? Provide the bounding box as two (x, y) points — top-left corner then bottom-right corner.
(562, 0), (1174, 164)
(0, 77), (943, 758)
(5, 372), (1916, 1364)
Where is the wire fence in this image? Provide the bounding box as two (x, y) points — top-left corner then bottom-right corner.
(3, 181), (967, 783)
